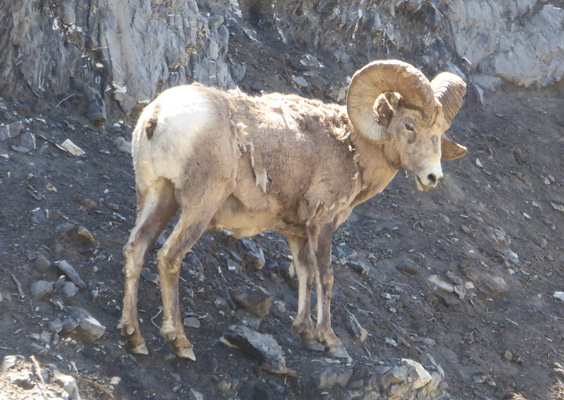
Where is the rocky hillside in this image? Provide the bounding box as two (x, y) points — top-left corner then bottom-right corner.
(1, 1), (564, 399)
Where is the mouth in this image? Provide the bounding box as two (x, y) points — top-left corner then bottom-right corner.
(415, 175), (433, 191)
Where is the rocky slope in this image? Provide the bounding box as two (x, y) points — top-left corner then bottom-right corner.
(1, 1), (564, 399)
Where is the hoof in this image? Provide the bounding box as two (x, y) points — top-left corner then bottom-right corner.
(303, 341), (326, 352)
(327, 346), (350, 359)
(130, 343), (149, 355)
(175, 347), (196, 361)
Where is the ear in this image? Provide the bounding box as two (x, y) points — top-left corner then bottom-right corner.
(374, 92), (402, 128)
(441, 135), (467, 160)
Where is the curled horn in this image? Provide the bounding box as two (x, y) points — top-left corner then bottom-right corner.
(347, 60), (436, 143)
(431, 72), (466, 123)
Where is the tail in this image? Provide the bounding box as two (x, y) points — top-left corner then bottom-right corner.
(144, 114), (158, 140)
(142, 103), (161, 140)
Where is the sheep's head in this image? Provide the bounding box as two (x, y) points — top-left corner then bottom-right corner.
(347, 60), (467, 191)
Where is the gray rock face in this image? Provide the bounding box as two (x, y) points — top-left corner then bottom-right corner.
(0, 0), (236, 120)
(0, 0), (562, 121)
(444, 1), (564, 88)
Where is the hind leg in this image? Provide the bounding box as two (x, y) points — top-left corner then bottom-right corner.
(157, 204), (220, 360)
(119, 178), (178, 354)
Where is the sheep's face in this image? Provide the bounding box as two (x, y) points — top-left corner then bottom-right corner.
(376, 93), (466, 191)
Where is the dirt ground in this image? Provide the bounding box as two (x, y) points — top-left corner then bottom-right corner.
(3, 25), (564, 399)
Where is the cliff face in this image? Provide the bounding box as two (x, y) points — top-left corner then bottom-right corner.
(0, 0), (562, 121)
(0, 0), (236, 120)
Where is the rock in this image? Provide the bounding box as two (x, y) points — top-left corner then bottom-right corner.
(313, 366), (354, 391)
(53, 370), (80, 400)
(54, 261), (87, 288)
(481, 273), (509, 295)
(229, 287), (274, 318)
(396, 264), (418, 276)
(33, 253), (51, 272)
(77, 315), (105, 342)
(400, 359), (433, 389)
(78, 197), (98, 211)
(62, 281), (79, 298)
(230, 62), (247, 82)
(345, 309), (368, 342)
(216, 380), (231, 393)
(1, 355), (18, 371)
(554, 292), (564, 302)
(61, 139), (85, 156)
(53, 276), (66, 292)
(292, 75), (309, 88)
(141, 268), (160, 284)
(472, 74), (503, 91)
(29, 343), (48, 355)
(427, 275), (454, 293)
(39, 330), (51, 344)
(374, 358), (442, 398)
(502, 248), (519, 264)
(239, 239), (265, 270)
(214, 297), (230, 311)
(325, 83), (348, 103)
(0, 121), (24, 141)
(68, 307), (106, 343)
(115, 136), (132, 154)
(31, 280), (53, 301)
(444, 2), (564, 87)
(188, 389), (205, 400)
(49, 319), (64, 334)
(11, 144), (31, 153)
(489, 227), (511, 247)
(251, 383), (286, 400)
(62, 318), (79, 333)
(183, 317), (201, 329)
(18, 131), (36, 151)
(56, 223), (76, 234)
(76, 226), (94, 243)
(30, 208), (47, 224)
(221, 325), (295, 376)
(346, 259), (370, 275)
(513, 149), (525, 165)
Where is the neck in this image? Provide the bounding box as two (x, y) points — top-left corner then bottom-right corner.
(348, 128), (399, 205)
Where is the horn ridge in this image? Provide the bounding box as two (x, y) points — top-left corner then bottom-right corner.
(346, 60), (435, 143)
(431, 72), (466, 123)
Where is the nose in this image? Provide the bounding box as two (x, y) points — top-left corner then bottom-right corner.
(427, 173), (438, 184)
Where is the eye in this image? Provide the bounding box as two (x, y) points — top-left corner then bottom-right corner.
(404, 123), (415, 132)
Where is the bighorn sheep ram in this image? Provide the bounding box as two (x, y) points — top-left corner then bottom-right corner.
(119, 60), (467, 360)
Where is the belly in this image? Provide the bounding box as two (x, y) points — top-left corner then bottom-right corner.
(209, 195), (307, 238)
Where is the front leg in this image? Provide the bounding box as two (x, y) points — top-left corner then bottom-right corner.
(287, 235), (324, 351)
(314, 224), (349, 358)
